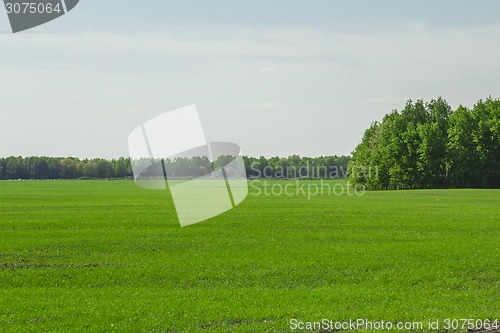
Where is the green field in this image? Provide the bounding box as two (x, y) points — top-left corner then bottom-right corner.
(0, 180), (499, 332)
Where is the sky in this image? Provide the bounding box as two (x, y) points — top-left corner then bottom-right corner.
(1, 0), (500, 158)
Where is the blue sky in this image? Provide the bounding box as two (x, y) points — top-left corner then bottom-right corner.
(1, 1), (500, 158)
(41, 1), (500, 32)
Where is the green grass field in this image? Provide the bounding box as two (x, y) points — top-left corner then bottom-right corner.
(0, 180), (499, 332)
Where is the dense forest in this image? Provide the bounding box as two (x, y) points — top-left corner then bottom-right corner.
(0, 157), (132, 180)
(349, 97), (500, 189)
(0, 155), (350, 180)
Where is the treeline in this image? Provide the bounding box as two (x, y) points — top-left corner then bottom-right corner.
(244, 155), (350, 179)
(0, 157), (132, 180)
(0, 155), (350, 180)
(349, 97), (500, 189)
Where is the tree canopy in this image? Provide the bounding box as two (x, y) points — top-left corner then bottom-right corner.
(349, 97), (500, 189)
(0, 155), (350, 180)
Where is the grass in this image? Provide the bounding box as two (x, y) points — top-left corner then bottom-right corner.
(0, 179), (499, 332)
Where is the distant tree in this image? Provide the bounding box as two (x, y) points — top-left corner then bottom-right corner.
(111, 157), (132, 178)
(60, 158), (79, 179)
(417, 98), (451, 188)
(92, 159), (113, 178)
(472, 98), (500, 187)
(0, 159), (5, 179)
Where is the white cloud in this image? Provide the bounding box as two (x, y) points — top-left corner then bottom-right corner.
(258, 67), (275, 74)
